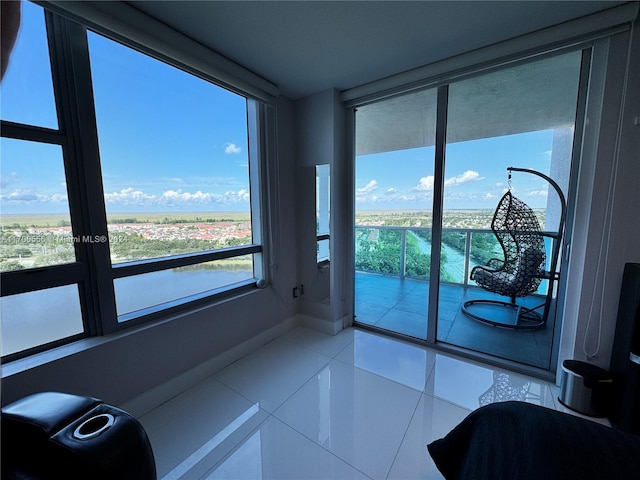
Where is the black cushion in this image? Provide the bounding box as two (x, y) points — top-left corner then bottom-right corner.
(428, 401), (640, 480)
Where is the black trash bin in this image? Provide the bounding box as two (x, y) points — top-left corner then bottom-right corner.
(559, 359), (612, 417)
(2, 391), (156, 480)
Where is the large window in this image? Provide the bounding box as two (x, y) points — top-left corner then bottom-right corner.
(0, 2), (267, 360)
(87, 30), (259, 319)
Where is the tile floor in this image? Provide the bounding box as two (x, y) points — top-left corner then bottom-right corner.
(139, 326), (601, 480)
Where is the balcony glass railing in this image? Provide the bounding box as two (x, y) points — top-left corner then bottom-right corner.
(355, 225), (553, 293)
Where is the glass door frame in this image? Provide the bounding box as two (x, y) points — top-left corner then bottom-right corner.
(350, 44), (592, 374)
(426, 84), (449, 343)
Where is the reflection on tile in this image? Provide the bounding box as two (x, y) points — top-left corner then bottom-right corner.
(214, 338), (330, 412)
(336, 329), (435, 391)
(425, 353), (556, 411)
(138, 377), (268, 479)
(274, 359), (422, 480)
(203, 417), (370, 480)
(388, 394), (471, 480)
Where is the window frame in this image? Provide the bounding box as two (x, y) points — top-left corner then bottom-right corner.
(1, 4), (270, 361)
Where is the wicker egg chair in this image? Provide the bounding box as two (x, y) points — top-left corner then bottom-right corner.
(461, 167), (566, 330)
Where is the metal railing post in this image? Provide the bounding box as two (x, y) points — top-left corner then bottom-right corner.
(400, 228), (407, 279)
(464, 230), (472, 287)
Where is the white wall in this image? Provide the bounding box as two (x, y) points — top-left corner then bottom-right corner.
(294, 89), (352, 333)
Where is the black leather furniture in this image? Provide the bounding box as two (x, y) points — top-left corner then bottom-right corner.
(428, 401), (640, 480)
(2, 391), (156, 480)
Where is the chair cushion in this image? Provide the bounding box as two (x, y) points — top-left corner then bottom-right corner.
(3, 392), (101, 437)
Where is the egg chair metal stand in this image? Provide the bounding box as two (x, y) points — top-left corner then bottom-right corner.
(461, 167), (567, 330)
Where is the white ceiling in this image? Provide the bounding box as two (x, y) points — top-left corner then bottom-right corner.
(129, 1), (625, 99)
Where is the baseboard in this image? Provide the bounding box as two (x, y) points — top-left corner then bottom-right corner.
(121, 316), (299, 418)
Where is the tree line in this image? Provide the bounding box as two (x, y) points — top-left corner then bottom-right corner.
(355, 228), (500, 282)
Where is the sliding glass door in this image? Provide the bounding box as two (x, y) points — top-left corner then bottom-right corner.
(354, 49), (585, 370)
(354, 88), (437, 339)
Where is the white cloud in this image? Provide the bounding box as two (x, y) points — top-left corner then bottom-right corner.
(4, 191), (39, 202)
(0, 189), (67, 204)
(103, 187), (250, 207)
(160, 189), (211, 204)
(221, 189), (250, 204)
(50, 193), (68, 202)
(104, 187), (157, 206)
(224, 143), (242, 154)
(357, 180), (378, 196)
(413, 176), (434, 191)
(385, 188), (397, 195)
(444, 170), (482, 187)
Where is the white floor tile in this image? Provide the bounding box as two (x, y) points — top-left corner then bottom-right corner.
(274, 359), (422, 480)
(138, 376), (269, 479)
(388, 394), (471, 480)
(424, 352), (556, 411)
(282, 326), (357, 358)
(214, 337), (331, 413)
(140, 327), (577, 480)
(335, 329), (436, 392)
(203, 417), (370, 480)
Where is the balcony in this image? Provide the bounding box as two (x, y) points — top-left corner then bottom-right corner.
(354, 225), (556, 370)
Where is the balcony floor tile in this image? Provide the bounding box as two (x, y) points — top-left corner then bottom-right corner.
(376, 308), (428, 339)
(354, 272), (555, 369)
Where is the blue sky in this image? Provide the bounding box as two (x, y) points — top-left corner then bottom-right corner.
(1, 1), (250, 215)
(88, 30), (250, 214)
(356, 129), (555, 211)
(2, 2), (556, 217)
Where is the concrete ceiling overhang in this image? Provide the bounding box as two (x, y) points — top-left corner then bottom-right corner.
(355, 52), (583, 155)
